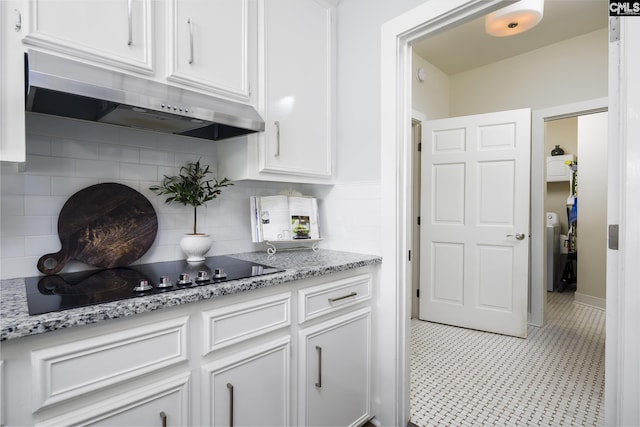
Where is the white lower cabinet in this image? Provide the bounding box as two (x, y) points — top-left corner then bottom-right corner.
(202, 338), (290, 426)
(36, 373), (191, 427)
(299, 308), (371, 427)
(0, 268), (375, 426)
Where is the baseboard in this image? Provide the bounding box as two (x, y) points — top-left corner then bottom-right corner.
(574, 292), (606, 310)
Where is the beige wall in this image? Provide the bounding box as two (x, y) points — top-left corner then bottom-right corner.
(545, 117), (578, 235)
(412, 53), (450, 119)
(576, 112), (608, 304)
(448, 29), (607, 116)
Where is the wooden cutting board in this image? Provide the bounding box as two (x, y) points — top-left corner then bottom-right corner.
(37, 183), (158, 275)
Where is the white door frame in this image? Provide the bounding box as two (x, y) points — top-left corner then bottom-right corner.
(530, 98), (607, 327)
(381, 2), (637, 426)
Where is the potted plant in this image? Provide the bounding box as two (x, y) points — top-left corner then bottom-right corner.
(150, 160), (232, 262)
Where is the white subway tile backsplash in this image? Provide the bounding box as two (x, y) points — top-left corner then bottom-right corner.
(2, 114), (382, 279)
(25, 134), (52, 156)
(1, 236), (25, 258)
(24, 196), (68, 216)
(0, 257), (40, 280)
(156, 212), (177, 230)
(174, 152), (215, 168)
(75, 159), (119, 178)
(0, 195), (25, 216)
(25, 175), (52, 196)
(25, 155), (76, 177)
(1, 216), (52, 237)
(51, 177), (99, 196)
(1, 174), (25, 195)
(25, 235), (61, 257)
(119, 163), (158, 181)
(140, 149), (175, 166)
(51, 138), (100, 160)
(98, 178), (140, 191)
(99, 144), (141, 163)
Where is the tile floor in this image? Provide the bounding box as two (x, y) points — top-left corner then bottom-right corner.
(410, 292), (605, 426)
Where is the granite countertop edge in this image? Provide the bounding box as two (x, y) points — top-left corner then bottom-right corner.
(0, 250), (382, 342)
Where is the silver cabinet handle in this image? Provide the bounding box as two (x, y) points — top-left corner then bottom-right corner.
(159, 411), (167, 427)
(507, 233), (526, 240)
(127, 0), (132, 45)
(227, 382), (234, 427)
(328, 292), (357, 303)
(274, 121), (281, 157)
(14, 9), (22, 31)
(315, 345), (322, 388)
(187, 18), (194, 64)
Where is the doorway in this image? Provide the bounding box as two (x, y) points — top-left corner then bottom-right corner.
(378, 1), (621, 426)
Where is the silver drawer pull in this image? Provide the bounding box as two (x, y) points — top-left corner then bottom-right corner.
(188, 18), (194, 64)
(328, 292), (357, 303)
(127, 0), (133, 45)
(227, 382), (234, 427)
(14, 9), (22, 31)
(315, 346), (322, 388)
(274, 121), (281, 157)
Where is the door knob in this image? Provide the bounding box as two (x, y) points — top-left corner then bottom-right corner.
(507, 233), (526, 240)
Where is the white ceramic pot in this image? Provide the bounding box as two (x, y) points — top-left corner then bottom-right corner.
(180, 233), (212, 262)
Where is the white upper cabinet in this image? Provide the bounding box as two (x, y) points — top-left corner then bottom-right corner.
(0, 0), (26, 163)
(167, 0), (254, 102)
(22, 0), (154, 74)
(546, 154), (575, 182)
(21, 0), (257, 101)
(260, 0), (334, 178)
(217, 0), (336, 184)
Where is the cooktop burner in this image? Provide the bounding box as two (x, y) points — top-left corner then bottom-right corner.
(24, 256), (283, 316)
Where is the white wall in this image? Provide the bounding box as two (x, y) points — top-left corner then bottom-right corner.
(334, 0), (428, 183)
(449, 29), (608, 116)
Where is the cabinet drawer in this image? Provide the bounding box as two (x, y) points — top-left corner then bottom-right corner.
(202, 292), (291, 355)
(298, 274), (372, 323)
(32, 316), (189, 410)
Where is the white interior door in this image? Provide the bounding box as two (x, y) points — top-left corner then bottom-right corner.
(419, 108), (531, 338)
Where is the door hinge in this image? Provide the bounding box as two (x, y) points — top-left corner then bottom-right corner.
(608, 224), (619, 250)
(408, 250), (411, 261)
(610, 17), (620, 42)
(416, 289), (420, 298)
(418, 142), (422, 152)
(417, 216), (421, 226)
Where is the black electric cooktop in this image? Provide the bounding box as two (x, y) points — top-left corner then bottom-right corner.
(24, 256), (283, 316)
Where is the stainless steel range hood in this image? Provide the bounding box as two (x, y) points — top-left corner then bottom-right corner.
(25, 51), (264, 141)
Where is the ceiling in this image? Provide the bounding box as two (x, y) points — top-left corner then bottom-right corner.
(411, 0), (608, 75)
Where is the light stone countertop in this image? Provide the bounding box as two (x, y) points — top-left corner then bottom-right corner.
(0, 250), (381, 342)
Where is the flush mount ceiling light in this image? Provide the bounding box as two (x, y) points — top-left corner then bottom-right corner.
(485, 0), (544, 37)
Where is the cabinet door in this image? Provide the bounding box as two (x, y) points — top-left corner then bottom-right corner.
(0, 0), (26, 162)
(261, 0), (334, 179)
(37, 373), (191, 427)
(22, 0), (153, 74)
(167, 0), (253, 100)
(202, 338), (290, 426)
(299, 308), (371, 427)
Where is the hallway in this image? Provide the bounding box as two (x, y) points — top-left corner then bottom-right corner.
(410, 292), (605, 426)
